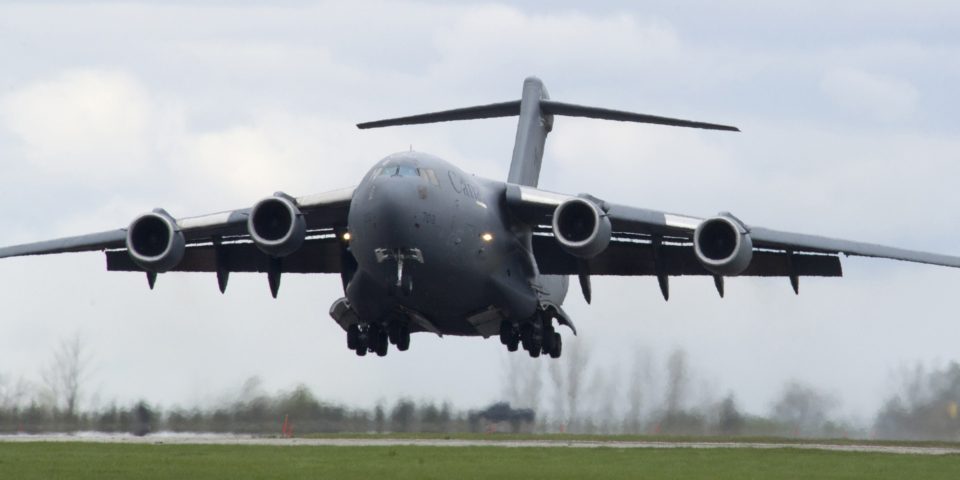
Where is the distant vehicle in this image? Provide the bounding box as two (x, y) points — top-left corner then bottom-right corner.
(469, 402), (535, 433)
(3, 77), (959, 359)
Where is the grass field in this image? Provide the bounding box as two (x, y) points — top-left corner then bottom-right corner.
(1, 441), (959, 480)
(303, 431), (960, 449)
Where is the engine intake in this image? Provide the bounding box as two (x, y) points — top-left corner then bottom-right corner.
(248, 194), (306, 257)
(693, 214), (753, 276)
(126, 210), (185, 272)
(552, 198), (611, 259)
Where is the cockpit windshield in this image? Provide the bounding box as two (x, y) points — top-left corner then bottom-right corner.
(371, 165), (440, 186)
(379, 165), (420, 177)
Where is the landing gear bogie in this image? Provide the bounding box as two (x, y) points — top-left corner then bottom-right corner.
(348, 321), (410, 357)
(505, 310), (564, 359)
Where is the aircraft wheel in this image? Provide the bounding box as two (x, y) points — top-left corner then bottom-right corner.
(375, 329), (389, 357)
(549, 333), (562, 359)
(499, 320), (513, 345)
(519, 324), (533, 350)
(541, 329), (555, 353)
(355, 342), (367, 356)
(528, 344), (541, 358)
(397, 326), (410, 351)
(387, 323), (400, 345)
(506, 339), (519, 352)
(347, 325), (360, 350)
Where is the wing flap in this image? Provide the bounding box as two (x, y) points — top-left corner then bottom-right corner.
(533, 236), (842, 277)
(106, 237), (344, 273)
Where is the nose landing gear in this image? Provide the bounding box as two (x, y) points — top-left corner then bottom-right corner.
(375, 248), (422, 297)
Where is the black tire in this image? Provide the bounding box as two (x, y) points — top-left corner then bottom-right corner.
(375, 331), (389, 357)
(520, 324), (533, 350)
(541, 329), (554, 352)
(397, 327), (410, 351)
(387, 323), (399, 345)
(355, 344), (367, 356)
(549, 333), (562, 359)
(347, 325), (359, 350)
(507, 339), (519, 352)
(528, 345), (541, 358)
(499, 320), (512, 345)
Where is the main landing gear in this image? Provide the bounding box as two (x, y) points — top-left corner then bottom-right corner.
(347, 322), (410, 357)
(499, 312), (562, 359)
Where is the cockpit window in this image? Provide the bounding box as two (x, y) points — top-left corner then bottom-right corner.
(373, 165), (440, 186)
(424, 168), (439, 186)
(378, 165), (420, 178)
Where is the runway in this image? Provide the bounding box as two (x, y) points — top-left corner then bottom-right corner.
(1, 433), (958, 455)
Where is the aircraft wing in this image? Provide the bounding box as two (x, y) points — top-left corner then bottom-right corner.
(506, 185), (960, 287)
(0, 187), (356, 277)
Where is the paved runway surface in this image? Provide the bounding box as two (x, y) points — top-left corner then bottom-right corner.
(2, 433), (959, 455)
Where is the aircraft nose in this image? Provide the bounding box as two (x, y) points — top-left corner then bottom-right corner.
(360, 177), (430, 250)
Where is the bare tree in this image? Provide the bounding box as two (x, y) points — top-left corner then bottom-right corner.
(564, 337), (590, 429)
(771, 380), (838, 436)
(501, 354), (542, 411)
(0, 374), (31, 410)
(664, 348), (689, 414)
(41, 333), (91, 417)
(625, 348), (654, 434)
(548, 360), (566, 428)
(587, 366), (619, 434)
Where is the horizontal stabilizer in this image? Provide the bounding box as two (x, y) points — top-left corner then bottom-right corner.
(357, 99), (738, 132)
(357, 101), (520, 129)
(540, 100), (739, 132)
(357, 100), (740, 132)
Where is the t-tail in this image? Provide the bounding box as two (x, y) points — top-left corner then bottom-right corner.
(357, 76), (739, 188)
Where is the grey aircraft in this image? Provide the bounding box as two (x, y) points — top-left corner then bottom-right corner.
(3, 77), (960, 359)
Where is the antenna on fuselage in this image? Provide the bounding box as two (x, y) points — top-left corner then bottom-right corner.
(357, 77), (739, 187)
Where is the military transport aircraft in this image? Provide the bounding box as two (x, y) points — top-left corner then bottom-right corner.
(2, 77), (959, 359)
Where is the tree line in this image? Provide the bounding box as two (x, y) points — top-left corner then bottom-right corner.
(1, 334), (959, 439)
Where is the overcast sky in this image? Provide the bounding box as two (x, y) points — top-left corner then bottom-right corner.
(1, 1), (959, 422)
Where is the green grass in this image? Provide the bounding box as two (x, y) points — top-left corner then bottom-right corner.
(301, 431), (960, 449)
(1, 442), (958, 480)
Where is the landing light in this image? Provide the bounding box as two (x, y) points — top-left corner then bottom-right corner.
(481, 232), (494, 243)
(342, 232), (352, 241)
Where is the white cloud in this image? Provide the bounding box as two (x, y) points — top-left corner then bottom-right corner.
(820, 68), (919, 121)
(431, 6), (680, 82)
(0, 1), (959, 420)
(0, 70), (166, 180)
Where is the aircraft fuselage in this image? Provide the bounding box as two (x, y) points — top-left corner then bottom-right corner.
(344, 152), (561, 337)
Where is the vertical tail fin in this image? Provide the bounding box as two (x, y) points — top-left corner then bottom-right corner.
(507, 77), (552, 187)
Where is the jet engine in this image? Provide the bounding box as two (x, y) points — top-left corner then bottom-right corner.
(126, 210), (185, 272)
(552, 197), (611, 259)
(248, 193), (306, 257)
(693, 214), (753, 275)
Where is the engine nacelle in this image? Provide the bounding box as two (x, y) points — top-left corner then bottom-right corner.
(693, 214), (753, 276)
(248, 193), (306, 257)
(552, 197), (612, 259)
(126, 210), (185, 273)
